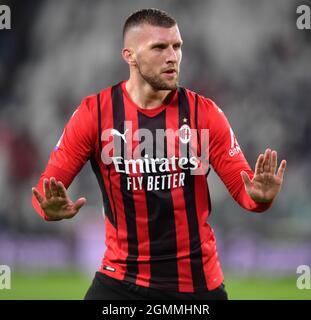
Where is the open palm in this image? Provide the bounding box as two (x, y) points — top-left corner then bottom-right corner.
(241, 149), (286, 203)
(32, 177), (86, 220)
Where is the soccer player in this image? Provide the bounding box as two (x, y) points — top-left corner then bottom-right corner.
(31, 8), (286, 300)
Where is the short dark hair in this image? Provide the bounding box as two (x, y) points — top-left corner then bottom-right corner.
(123, 8), (177, 39)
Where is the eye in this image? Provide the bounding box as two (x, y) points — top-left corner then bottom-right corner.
(173, 43), (182, 50)
(152, 44), (167, 50)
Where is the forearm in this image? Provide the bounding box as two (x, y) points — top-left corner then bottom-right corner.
(224, 166), (272, 213)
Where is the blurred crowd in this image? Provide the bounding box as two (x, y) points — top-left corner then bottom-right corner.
(0, 0), (310, 271)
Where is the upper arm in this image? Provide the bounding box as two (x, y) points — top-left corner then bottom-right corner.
(32, 95), (98, 220)
(198, 97), (252, 200)
(198, 96), (271, 212)
(48, 95), (97, 178)
(198, 97), (249, 178)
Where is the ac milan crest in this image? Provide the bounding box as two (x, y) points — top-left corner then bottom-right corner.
(179, 124), (191, 144)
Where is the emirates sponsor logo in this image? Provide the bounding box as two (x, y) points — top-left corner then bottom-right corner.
(101, 121), (210, 174)
(98, 121), (210, 191)
(111, 155), (199, 174)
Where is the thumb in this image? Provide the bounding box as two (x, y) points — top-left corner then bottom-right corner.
(240, 171), (252, 190)
(73, 197), (87, 211)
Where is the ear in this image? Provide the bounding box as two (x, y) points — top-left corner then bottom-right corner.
(122, 47), (137, 66)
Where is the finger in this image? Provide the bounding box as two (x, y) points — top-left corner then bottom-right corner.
(263, 148), (271, 172)
(73, 197), (86, 211)
(276, 160), (287, 180)
(32, 187), (45, 204)
(43, 178), (52, 199)
(50, 177), (60, 197)
(270, 150), (277, 175)
(57, 181), (67, 198)
(255, 154), (264, 175)
(241, 171), (252, 190)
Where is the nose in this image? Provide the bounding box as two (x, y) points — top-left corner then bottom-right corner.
(165, 46), (178, 64)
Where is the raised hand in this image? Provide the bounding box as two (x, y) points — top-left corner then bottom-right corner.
(32, 177), (86, 220)
(240, 148), (286, 203)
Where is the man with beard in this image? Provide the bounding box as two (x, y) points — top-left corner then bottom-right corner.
(32, 8), (286, 300)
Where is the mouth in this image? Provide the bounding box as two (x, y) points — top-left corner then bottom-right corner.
(162, 68), (177, 77)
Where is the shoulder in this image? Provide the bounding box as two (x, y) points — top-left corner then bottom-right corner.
(78, 85), (113, 114)
(79, 94), (97, 112)
(184, 87), (223, 115)
(183, 87), (230, 134)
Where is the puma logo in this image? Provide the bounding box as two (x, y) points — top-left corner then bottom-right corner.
(110, 128), (129, 143)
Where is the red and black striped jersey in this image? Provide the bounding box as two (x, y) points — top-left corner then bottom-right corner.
(32, 81), (271, 292)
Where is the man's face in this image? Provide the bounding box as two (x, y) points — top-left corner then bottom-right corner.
(125, 24), (183, 90)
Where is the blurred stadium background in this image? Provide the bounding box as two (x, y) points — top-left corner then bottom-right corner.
(0, 0), (310, 299)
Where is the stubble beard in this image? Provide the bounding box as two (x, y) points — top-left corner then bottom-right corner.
(137, 65), (179, 91)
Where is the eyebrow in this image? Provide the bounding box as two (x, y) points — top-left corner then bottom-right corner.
(150, 40), (183, 48)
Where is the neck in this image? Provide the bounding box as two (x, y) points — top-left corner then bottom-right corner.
(125, 73), (173, 109)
